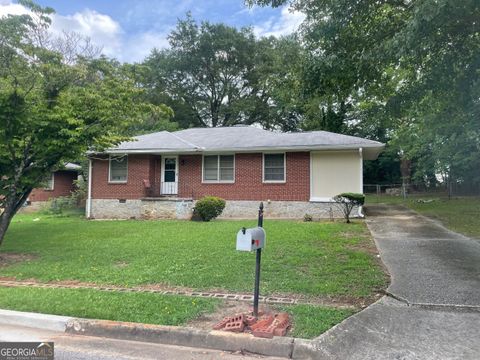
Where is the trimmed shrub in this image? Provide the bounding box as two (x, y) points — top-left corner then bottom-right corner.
(193, 196), (226, 221)
(333, 193), (365, 223)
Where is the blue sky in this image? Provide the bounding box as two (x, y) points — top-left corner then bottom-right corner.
(0, 0), (304, 62)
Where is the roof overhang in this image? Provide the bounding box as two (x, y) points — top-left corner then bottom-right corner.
(93, 143), (384, 160)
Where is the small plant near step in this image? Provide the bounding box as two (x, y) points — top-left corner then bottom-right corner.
(193, 196), (226, 221)
(333, 193), (365, 223)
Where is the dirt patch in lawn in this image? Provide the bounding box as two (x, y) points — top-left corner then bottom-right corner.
(186, 300), (288, 332)
(0, 253), (38, 268)
(346, 238), (380, 256)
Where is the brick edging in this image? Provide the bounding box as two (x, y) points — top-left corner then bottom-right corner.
(0, 280), (355, 309)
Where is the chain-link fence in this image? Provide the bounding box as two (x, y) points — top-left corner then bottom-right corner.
(364, 182), (480, 198)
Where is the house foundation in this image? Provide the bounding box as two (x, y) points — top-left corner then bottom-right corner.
(89, 199), (348, 220)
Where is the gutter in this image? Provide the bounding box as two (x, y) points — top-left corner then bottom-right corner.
(104, 143), (385, 155)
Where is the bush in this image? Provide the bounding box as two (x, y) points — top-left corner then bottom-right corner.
(303, 214), (313, 222)
(333, 193), (365, 223)
(193, 196), (226, 221)
(44, 195), (77, 215)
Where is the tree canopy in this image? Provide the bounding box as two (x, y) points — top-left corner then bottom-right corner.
(249, 0), (480, 187)
(0, 2), (172, 245)
(142, 15), (305, 130)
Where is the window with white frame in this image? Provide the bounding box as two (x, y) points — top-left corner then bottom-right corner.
(44, 173), (54, 190)
(263, 153), (285, 182)
(109, 156), (128, 183)
(203, 155), (234, 182)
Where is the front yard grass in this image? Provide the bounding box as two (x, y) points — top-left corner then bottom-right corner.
(0, 286), (353, 339)
(0, 286), (219, 326)
(366, 195), (480, 239)
(1, 213), (387, 299)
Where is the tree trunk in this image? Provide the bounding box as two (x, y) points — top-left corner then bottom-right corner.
(0, 203), (15, 248)
(0, 191), (31, 248)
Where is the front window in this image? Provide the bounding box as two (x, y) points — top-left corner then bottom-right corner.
(203, 155), (234, 182)
(263, 153), (285, 182)
(44, 173), (54, 190)
(109, 156), (128, 183)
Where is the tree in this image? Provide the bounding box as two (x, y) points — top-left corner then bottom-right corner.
(143, 16), (257, 127)
(333, 193), (365, 224)
(0, 2), (172, 246)
(250, 0), (480, 188)
(142, 15), (305, 129)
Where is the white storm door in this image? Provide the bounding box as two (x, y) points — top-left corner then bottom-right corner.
(161, 156), (178, 195)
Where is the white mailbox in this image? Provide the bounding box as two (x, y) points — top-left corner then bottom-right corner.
(236, 227), (266, 251)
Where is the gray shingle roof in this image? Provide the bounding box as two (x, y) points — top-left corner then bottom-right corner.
(108, 126), (384, 159)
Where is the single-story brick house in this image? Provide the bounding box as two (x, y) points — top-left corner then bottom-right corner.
(26, 163), (81, 211)
(86, 126), (384, 219)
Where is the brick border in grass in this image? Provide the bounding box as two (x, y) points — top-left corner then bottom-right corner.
(0, 280), (357, 309)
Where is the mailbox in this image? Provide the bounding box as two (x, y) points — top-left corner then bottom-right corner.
(236, 227), (266, 251)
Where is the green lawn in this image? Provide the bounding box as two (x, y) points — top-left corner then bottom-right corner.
(279, 304), (354, 339)
(0, 286), (353, 339)
(0, 213), (387, 299)
(366, 195), (480, 238)
(0, 286), (219, 326)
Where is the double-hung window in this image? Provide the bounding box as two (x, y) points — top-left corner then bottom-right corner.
(109, 156), (128, 183)
(263, 153), (285, 182)
(203, 155), (234, 182)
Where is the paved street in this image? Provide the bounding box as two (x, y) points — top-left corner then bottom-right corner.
(308, 204), (480, 360)
(0, 324), (282, 360)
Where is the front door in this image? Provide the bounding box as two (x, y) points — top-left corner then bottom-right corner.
(161, 156), (178, 195)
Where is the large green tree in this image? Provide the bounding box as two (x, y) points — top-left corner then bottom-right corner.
(0, 2), (171, 246)
(142, 16), (305, 129)
(250, 0), (480, 188)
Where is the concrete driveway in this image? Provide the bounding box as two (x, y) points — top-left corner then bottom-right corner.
(366, 204), (480, 306)
(304, 204), (480, 360)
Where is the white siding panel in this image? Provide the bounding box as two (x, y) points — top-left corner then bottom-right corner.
(310, 151), (362, 199)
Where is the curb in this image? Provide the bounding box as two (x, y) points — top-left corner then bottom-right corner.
(0, 309), (316, 359)
(66, 318), (311, 358)
(0, 309), (73, 332)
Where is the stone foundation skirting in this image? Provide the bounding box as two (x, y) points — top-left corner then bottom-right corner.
(89, 198), (356, 220)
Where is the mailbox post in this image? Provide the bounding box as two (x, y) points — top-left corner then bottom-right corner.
(235, 202), (265, 318)
(253, 202), (264, 317)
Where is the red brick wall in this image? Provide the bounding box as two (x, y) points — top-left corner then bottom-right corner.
(178, 152), (310, 201)
(29, 171), (78, 202)
(91, 155), (154, 199)
(91, 152), (310, 201)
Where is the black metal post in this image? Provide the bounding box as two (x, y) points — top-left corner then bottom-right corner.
(253, 202), (264, 318)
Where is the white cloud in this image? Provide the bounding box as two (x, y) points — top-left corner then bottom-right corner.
(1, 1), (123, 58)
(50, 9), (123, 59)
(122, 31), (171, 62)
(253, 6), (305, 38)
(0, 1), (28, 16)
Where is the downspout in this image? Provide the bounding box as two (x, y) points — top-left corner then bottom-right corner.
(86, 158), (92, 219)
(358, 147), (365, 218)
